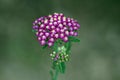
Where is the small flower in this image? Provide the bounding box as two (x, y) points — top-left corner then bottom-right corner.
(63, 36), (68, 42)
(40, 40), (46, 45)
(48, 41), (54, 47)
(49, 38), (55, 42)
(32, 13), (80, 46)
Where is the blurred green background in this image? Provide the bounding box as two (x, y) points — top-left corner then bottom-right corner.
(0, 0), (120, 80)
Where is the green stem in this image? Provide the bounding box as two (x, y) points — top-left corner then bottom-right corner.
(53, 69), (59, 80)
(50, 68), (59, 80)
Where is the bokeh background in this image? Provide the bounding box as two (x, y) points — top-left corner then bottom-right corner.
(0, 0), (120, 80)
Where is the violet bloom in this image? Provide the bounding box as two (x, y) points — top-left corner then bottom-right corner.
(32, 13), (80, 47)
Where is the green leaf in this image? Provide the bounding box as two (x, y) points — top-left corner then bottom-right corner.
(32, 29), (37, 33)
(65, 41), (71, 54)
(52, 39), (63, 52)
(42, 44), (48, 49)
(61, 62), (66, 73)
(52, 41), (58, 52)
(58, 62), (66, 73)
(69, 36), (80, 42)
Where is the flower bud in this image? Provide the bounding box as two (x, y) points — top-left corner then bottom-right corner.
(48, 42), (53, 47)
(40, 40), (46, 45)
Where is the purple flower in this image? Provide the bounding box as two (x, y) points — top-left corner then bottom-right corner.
(32, 13), (80, 46)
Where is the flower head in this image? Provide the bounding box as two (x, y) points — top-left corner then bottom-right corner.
(50, 46), (69, 64)
(32, 13), (80, 47)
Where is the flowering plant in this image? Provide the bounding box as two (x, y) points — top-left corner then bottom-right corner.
(32, 13), (80, 80)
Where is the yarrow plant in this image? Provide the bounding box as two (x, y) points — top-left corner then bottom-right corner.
(32, 13), (80, 80)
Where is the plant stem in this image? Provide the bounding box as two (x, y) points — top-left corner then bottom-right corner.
(50, 68), (59, 80)
(53, 69), (59, 80)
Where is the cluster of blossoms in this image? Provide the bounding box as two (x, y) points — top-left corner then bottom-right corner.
(50, 46), (69, 64)
(32, 13), (80, 47)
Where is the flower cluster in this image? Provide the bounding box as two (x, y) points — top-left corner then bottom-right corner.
(32, 13), (80, 47)
(50, 46), (69, 64)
